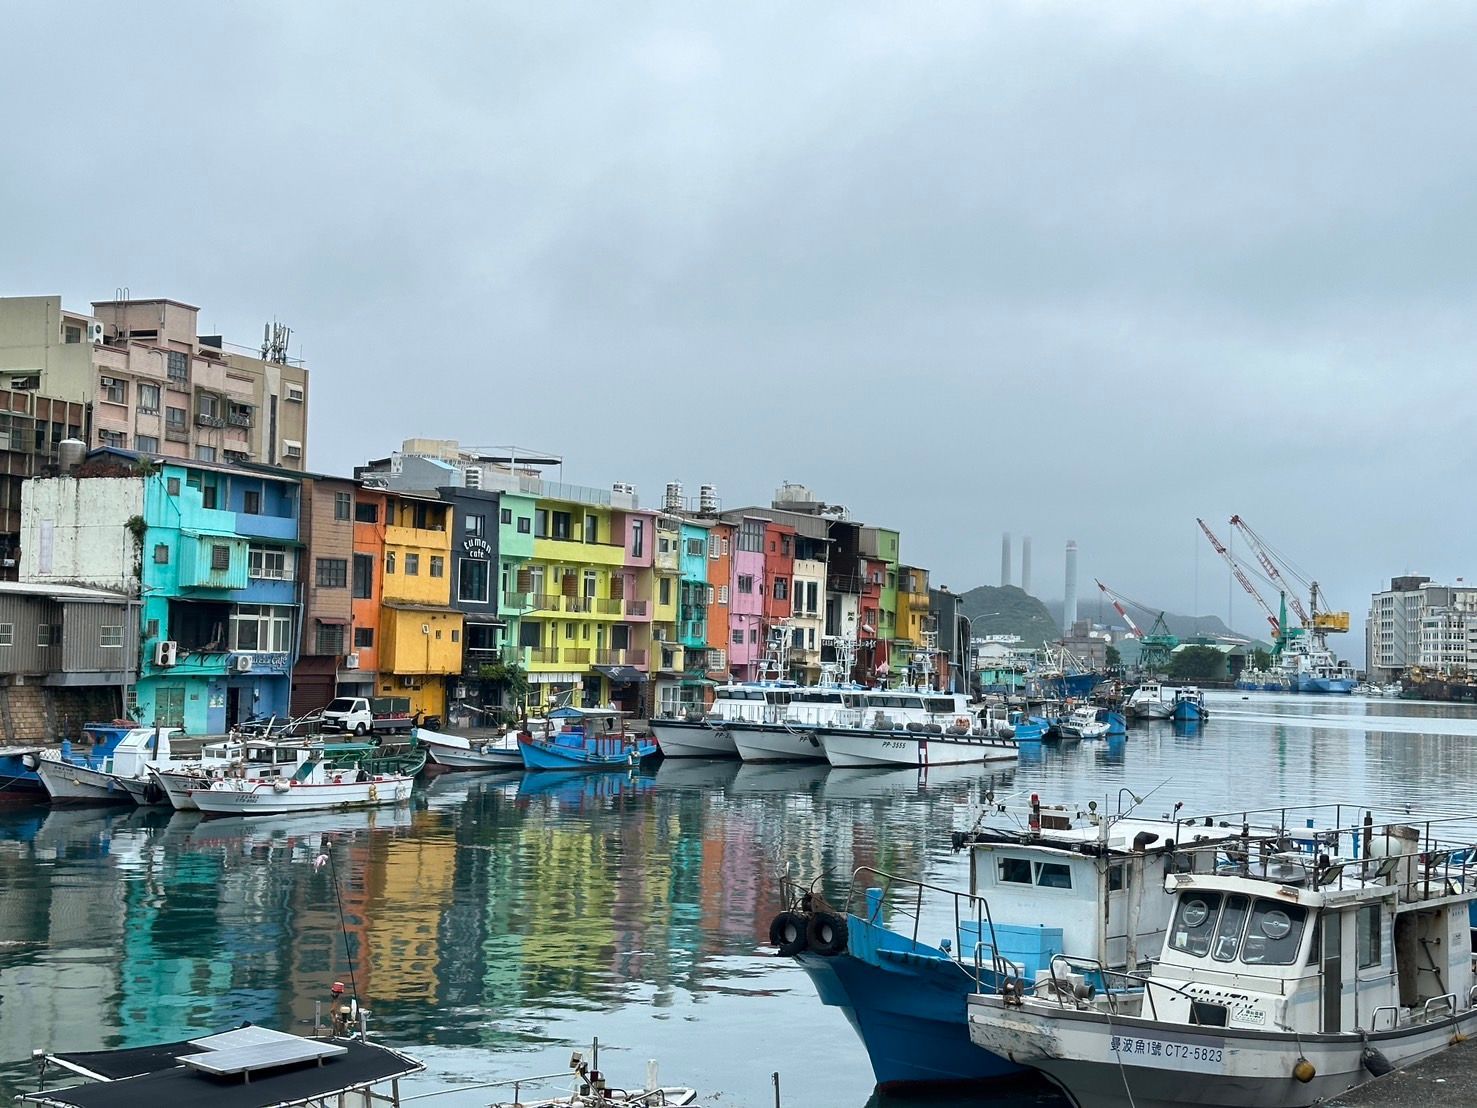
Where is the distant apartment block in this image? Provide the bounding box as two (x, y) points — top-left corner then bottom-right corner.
(1368, 575), (1477, 679)
(0, 294), (308, 469)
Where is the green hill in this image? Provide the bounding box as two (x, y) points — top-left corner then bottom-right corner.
(958, 585), (1060, 647)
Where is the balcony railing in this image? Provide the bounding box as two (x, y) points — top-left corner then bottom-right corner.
(529, 647), (561, 665)
(502, 591), (531, 609)
(594, 598), (622, 615)
(196, 413), (225, 428)
(565, 596), (589, 613)
(531, 594), (562, 613)
(227, 410), (253, 428)
(563, 647), (591, 665)
(165, 427), (190, 444)
(626, 599), (648, 617)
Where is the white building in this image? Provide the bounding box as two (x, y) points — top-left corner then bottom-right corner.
(1368, 576), (1477, 679)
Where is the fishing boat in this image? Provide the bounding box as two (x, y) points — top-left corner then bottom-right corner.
(1027, 645), (1105, 701)
(150, 737), (313, 811)
(966, 807), (1477, 1108)
(1125, 682), (1177, 721)
(417, 727), (525, 769)
(1094, 706), (1127, 737)
(1169, 686), (1207, 723)
(1057, 706), (1111, 740)
(1005, 710), (1049, 742)
(772, 793), (1261, 1089)
(818, 720), (1019, 768)
(189, 741), (423, 816)
(32, 725), (180, 804)
(518, 706), (658, 771)
(1279, 631), (1357, 694)
(19, 1023), (424, 1108)
(647, 680), (779, 758)
(0, 744), (47, 801)
(730, 688), (976, 763)
(484, 1038), (702, 1107)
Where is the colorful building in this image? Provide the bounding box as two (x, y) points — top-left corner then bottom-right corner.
(376, 492), (461, 720)
(704, 521), (734, 681)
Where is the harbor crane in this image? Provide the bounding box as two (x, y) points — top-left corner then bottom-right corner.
(1196, 518), (1282, 638)
(1093, 579), (1179, 673)
(1226, 515), (1350, 635)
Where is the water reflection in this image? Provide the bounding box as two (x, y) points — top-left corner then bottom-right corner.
(3, 692), (1477, 1104)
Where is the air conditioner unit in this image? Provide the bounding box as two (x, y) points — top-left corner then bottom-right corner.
(89, 321), (105, 344)
(233, 654), (254, 673)
(154, 640), (178, 667)
(399, 675), (421, 689)
(344, 653), (361, 670)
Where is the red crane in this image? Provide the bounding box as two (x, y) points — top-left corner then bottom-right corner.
(1229, 516), (1311, 626)
(1196, 518), (1281, 637)
(1095, 579), (1144, 638)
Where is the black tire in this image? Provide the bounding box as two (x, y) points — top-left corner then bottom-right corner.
(806, 911), (849, 956)
(354, 723), (368, 736)
(768, 911), (809, 957)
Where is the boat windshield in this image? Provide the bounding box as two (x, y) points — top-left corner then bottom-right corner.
(1169, 892), (1309, 966)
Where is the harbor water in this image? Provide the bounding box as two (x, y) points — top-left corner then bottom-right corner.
(4, 691), (1477, 1106)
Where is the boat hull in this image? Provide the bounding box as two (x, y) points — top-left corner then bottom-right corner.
(819, 729), (1018, 768)
(1170, 703), (1204, 723)
(728, 722), (828, 763)
(0, 750), (45, 800)
(648, 719), (738, 758)
(967, 996), (1477, 1108)
(35, 758), (134, 804)
(423, 738), (523, 769)
(518, 737), (659, 771)
(190, 776), (414, 816)
(151, 769), (205, 811)
(1293, 675), (1356, 694)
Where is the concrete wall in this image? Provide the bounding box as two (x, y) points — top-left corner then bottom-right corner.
(20, 476), (143, 590)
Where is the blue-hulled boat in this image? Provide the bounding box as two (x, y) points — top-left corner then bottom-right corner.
(517, 706), (659, 771)
(1169, 686), (1207, 722)
(25, 723), (140, 804)
(1094, 707), (1127, 736)
(1007, 711), (1049, 742)
(0, 744), (47, 801)
(774, 797), (1260, 1090)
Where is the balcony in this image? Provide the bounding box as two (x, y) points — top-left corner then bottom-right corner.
(594, 648), (647, 667)
(654, 549), (680, 573)
(196, 413), (226, 429)
(502, 591), (531, 610)
(530, 594), (563, 614)
(563, 647), (591, 665)
(565, 596), (589, 614)
(165, 427), (190, 444)
(529, 647), (561, 665)
(227, 408), (254, 428)
(594, 598), (622, 615)
(626, 599), (648, 617)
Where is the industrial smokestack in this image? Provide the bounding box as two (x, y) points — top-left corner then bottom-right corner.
(1064, 540), (1079, 632)
(1001, 533), (1012, 588)
(1021, 536), (1032, 595)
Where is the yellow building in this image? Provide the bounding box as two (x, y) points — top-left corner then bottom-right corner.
(377, 492), (463, 717)
(896, 564), (931, 651)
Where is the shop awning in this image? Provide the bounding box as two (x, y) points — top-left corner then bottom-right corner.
(314, 615), (347, 626)
(593, 664), (648, 684)
(461, 612), (506, 625)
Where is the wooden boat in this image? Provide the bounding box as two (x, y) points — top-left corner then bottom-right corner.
(189, 742), (424, 816)
(417, 726), (525, 769)
(518, 707), (658, 771)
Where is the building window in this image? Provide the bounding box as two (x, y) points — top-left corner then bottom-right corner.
(316, 558), (348, 588)
(166, 406), (186, 430)
(230, 604), (294, 652)
(355, 501), (378, 524)
(430, 555), (444, 578)
(584, 514), (598, 543)
(167, 351), (189, 384)
(167, 477), (181, 496)
(354, 626), (374, 648)
(286, 383), (304, 402)
(737, 575), (754, 594)
(136, 435), (159, 453)
(352, 554), (374, 598)
(99, 430), (126, 448)
(731, 630), (743, 645)
(511, 516), (527, 534)
(64, 324), (82, 343)
(458, 558), (490, 603)
(315, 623), (345, 655)
(739, 520), (764, 552)
(195, 445), (217, 462)
(708, 536), (718, 559)
(211, 544), (231, 571)
(201, 482), (218, 509)
(37, 624), (54, 647)
(100, 377), (127, 404)
(137, 383), (160, 413)
(248, 546), (288, 580)
(404, 553), (420, 576)
(631, 520), (644, 557)
(244, 490), (262, 514)
(99, 625), (122, 648)
(500, 508), (512, 525)
(451, 629), (460, 643)
(659, 577), (671, 605)
(718, 585), (729, 604)
(385, 551), (396, 574)
(584, 570), (598, 597)
(686, 538), (704, 557)
(283, 440), (302, 459)
(466, 514), (484, 537)
(774, 577), (788, 600)
(153, 543), (170, 564)
(706, 586), (715, 605)
(552, 511), (572, 540)
(535, 510), (549, 538)
(333, 491), (352, 520)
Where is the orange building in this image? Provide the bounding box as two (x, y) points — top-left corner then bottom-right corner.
(704, 521), (734, 689)
(346, 488), (388, 698)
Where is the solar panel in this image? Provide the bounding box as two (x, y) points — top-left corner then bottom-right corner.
(187, 1026), (301, 1051)
(178, 1038), (346, 1077)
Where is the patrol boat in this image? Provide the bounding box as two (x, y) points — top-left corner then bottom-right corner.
(967, 806), (1477, 1108)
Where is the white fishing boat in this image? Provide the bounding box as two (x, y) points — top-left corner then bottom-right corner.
(417, 727), (525, 769)
(1125, 682), (1177, 721)
(1056, 705), (1111, 740)
(150, 737), (310, 811)
(966, 807), (1477, 1108)
(189, 742), (423, 817)
(818, 721), (1018, 768)
(35, 727), (187, 804)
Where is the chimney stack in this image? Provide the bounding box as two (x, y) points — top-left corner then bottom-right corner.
(1021, 536), (1032, 594)
(1064, 540), (1079, 632)
(1001, 533), (1012, 588)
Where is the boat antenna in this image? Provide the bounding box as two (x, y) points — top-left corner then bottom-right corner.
(314, 841), (361, 1015)
(1111, 778), (1174, 822)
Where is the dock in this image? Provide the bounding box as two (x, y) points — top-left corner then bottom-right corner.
(1323, 1037), (1477, 1106)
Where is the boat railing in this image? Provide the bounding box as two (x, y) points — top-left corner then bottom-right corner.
(1035, 954), (1208, 1023)
(842, 865), (1016, 987)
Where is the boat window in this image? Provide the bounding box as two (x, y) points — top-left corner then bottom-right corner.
(902, 696), (925, 709)
(1305, 917), (1321, 966)
(999, 857), (1033, 884)
(1036, 862), (1073, 889)
(1357, 904), (1381, 969)
(1169, 892), (1224, 956)
(1242, 900), (1308, 966)
(1108, 864), (1127, 892)
(1211, 894), (1251, 962)
(927, 698), (955, 713)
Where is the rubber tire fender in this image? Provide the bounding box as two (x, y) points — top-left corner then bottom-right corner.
(807, 911), (849, 957)
(768, 911), (809, 957)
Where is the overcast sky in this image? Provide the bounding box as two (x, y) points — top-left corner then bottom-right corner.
(5, 2), (1475, 661)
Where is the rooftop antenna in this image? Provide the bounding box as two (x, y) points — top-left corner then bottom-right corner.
(261, 320), (292, 364)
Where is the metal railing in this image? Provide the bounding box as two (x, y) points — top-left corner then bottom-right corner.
(626, 599), (648, 617)
(528, 647), (560, 665)
(594, 598), (622, 615)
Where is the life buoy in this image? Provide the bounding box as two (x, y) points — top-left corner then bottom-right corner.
(767, 911), (809, 957)
(806, 911), (849, 957)
(955, 717), (970, 730)
(333, 774), (343, 785)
